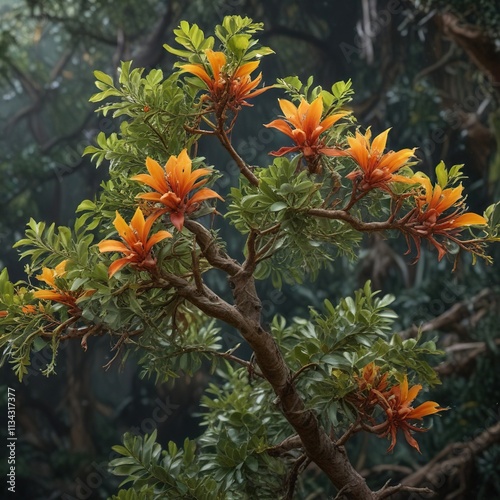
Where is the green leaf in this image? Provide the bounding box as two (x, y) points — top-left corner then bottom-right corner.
(435, 160), (448, 188)
(163, 43), (191, 58)
(32, 337), (47, 353)
(94, 70), (114, 86)
(229, 34), (250, 52)
(269, 202), (287, 212)
(76, 199), (96, 212)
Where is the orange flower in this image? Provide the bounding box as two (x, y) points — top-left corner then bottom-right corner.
(356, 362), (389, 394)
(33, 260), (90, 309)
(374, 375), (447, 453)
(131, 149), (223, 231)
(22, 304), (38, 314)
(264, 96), (348, 169)
(330, 128), (416, 192)
(348, 362), (389, 416)
(0, 310), (7, 318)
(410, 175), (487, 260)
(181, 49), (270, 109)
(98, 208), (172, 278)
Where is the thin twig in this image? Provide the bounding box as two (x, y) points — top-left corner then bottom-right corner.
(266, 435), (303, 456)
(144, 115), (170, 152)
(201, 348), (265, 378)
(216, 125), (259, 186)
(52, 315), (81, 336)
(284, 453), (311, 500)
(290, 363), (318, 384)
(333, 484), (350, 500)
(102, 329), (143, 370)
(336, 420), (362, 447)
(80, 325), (101, 352)
(374, 482), (434, 500)
(254, 235), (281, 264)
(191, 239), (205, 294)
(184, 124), (216, 135)
(259, 223), (281, 236)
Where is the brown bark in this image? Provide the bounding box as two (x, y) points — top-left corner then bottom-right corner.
(167, 220), (376, 498)
(399, 288), (497, 340)
(399, 421), (500, 496)
(176, 214), (461, 498)
(438, 13), (500, 89)
(436, 339), (500, 377)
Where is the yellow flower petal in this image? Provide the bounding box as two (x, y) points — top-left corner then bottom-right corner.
(450, 213), (487, 227)
(371, 128), (390, 155)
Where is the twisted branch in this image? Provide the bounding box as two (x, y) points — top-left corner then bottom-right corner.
(401, 421), (500, 490)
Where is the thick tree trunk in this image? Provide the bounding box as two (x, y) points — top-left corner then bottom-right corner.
(175, 221), (375, 499)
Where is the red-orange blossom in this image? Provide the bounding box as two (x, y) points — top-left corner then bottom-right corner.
(132, 149), (223, 231)
(98, 208), (171, 277)
(33, 260), (93, 308)
(349, 363), (447, 453)
(330, 128), (416, 191)
(181, 49), (271, 109)
(374, 375), (447, 453)
(410, 174), (487, 260)
(265, 95), (348, 160)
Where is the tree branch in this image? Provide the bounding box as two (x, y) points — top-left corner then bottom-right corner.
(155, 231), (375, 498)
(216, 126), (259, 186)
(360, 464), (414, 478)
(436, 339), (500, 377)
(284, 453), (311, 500)
(400, 421), (500, 492)
(209, 349), (264, 378)
(266, 435), (303, 456)
(399, 288), (496, 340)
(438, 12), (500, 88)
(39, 110), (95, 153)
(307, 208), (396, 232)
(374, 481), (434, 500)
(183, 220), (241, 276)
(242, 229), (258, 273)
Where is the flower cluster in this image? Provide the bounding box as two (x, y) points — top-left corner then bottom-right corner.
(348, 361), (389, 413)
(406, 174), (487, 260)
(22, 304), (42, 315)
(98, 208), (172, 278)
(32, 260), (94, 310)
(348, 363), (447, 453)
(131, 149), (223, 231)
(264, 95), (348, 173)
(330, 128), (416, 192)
(98, 149), (222, 277)
(181, 49), (270, 112)
(266, 94), (487, 260)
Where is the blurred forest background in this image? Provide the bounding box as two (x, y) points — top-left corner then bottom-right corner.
(0, 0), (499, 498)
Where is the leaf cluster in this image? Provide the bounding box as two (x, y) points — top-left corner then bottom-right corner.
(85, 61), (196, 170)
(135, 313), (223, 384)
(270, 281), (442, 427)
(110, 430), (221, 500)
(228, 157), (361, 284)
(0, 218), (97, 379)
(164, 16), (274, 68)
(276, 76), (355, 117)
(198, 363), (290, 497)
